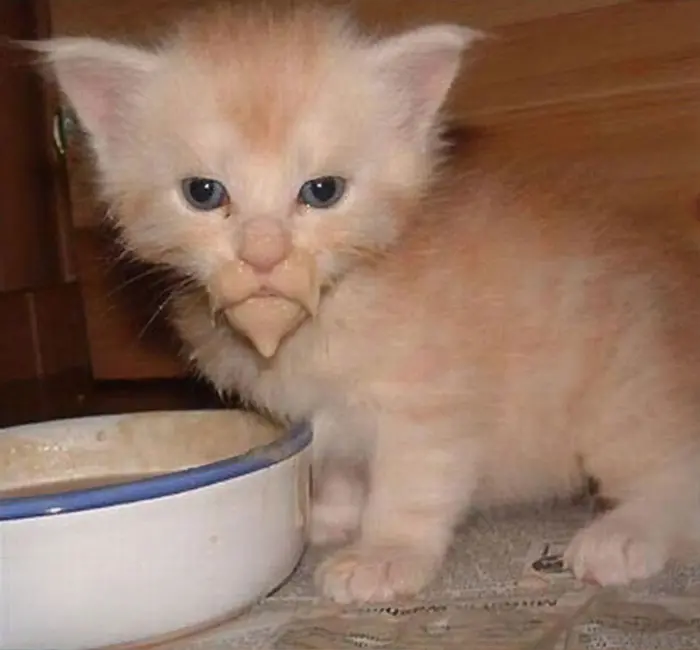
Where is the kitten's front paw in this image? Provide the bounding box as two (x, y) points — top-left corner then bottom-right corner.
(314, 544), (440, 604)
(564, 515), (668, 586)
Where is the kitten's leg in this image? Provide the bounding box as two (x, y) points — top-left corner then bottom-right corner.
(315, 412), (477, 604)
(309, 411), (368, 547)
(310, 458), (365, 547)
(564, 456), (700, 586)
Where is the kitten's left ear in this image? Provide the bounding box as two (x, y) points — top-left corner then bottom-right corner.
(25, 37), (159, 161)
(368, 24), (485, 138)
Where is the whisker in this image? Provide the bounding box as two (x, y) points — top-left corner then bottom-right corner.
(137, 292), (176, 341)
(169, 274), (199, 295)
(136, 273), (202, 339)
(103, 266), (175, 300)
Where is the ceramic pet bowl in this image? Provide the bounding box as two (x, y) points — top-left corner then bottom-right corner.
(0, 410), (311, 650)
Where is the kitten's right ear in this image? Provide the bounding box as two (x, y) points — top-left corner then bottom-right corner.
(367, 24), (485, 141)
(26, 38), (159, 159)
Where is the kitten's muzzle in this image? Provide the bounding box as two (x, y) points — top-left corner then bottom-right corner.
(208, 248), (320, 315)
(208, 248), (320, 358)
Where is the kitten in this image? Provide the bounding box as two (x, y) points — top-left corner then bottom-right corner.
(36, 4), (700, 604)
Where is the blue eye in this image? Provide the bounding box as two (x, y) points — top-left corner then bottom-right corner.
(181, 177), (229, 211)
(298, 176), (346, 209)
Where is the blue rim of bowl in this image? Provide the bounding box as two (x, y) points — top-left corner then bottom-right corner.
(0, 416), (312, 522)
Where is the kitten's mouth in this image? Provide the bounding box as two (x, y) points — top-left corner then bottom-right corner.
(211, 287), (297, 312)
(208, 249), (320, 358)
(249, 288), (277, 299)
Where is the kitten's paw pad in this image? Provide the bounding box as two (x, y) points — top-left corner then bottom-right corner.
(564, 517), (668, 587)
(314, 544), (439, 604)
(309, 502), (360, 547)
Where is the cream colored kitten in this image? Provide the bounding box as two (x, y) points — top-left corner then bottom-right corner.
(37, 5), (700, 604)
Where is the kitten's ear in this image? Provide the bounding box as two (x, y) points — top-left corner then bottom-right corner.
(27, 38), (158, 158)
(368, 25), (484, 138)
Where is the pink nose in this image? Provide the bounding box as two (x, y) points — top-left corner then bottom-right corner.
(237, 219), (292, 273)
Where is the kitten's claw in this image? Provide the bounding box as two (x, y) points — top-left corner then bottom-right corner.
(314, 544), (439, 604)
(564, 515), (668, 586)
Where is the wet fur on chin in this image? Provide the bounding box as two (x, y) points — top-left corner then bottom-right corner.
(39, 4), (700, 604)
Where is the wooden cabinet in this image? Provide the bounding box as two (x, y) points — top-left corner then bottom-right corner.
(0, 0), (91, 384)
(40, 0), (700, 380)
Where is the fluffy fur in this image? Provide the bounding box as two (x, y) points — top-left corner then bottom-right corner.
(38, 4), (700, 603)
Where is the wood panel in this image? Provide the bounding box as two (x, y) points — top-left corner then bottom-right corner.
(72, 229), (186, 380)
(0, 284), (90, 381)
(352, 0), (628, 29)
(49, 0), (629, 39)
(464, 84), (700, 204)
(0, 294), (40, 381)
(0, 0), (62, 291)
(452, 1), (700, 114)
(0, 376), (227, 429)
(0, 0), (90, 389)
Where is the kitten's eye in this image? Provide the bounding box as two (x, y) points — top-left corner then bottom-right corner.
(181, 177), (229, 211)
(298, 176), (346, 209)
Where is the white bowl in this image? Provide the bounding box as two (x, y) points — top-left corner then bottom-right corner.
(0, 410), (311, 650)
